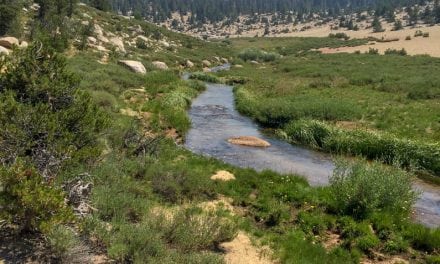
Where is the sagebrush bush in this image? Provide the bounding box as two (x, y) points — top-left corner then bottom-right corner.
(0, 162), (73, 233)
(47, 225), (79, 259)
(329, 160), (416, 219)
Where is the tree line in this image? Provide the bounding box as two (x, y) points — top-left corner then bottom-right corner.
(83, 0), (439, 23)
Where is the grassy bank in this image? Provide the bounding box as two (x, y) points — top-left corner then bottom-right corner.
(217, 38), (440, 177)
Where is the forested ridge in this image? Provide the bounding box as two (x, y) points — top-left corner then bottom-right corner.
(84, 0), (438, 22)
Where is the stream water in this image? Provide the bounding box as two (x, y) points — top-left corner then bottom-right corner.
(183, 68), (440, 228)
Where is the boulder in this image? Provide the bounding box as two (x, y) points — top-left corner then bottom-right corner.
(234, 64), (243, 68)
(118, 60), (147, 74)
(0, 46), (10, 55)
(160, 40), (170, 48)
(19, 41), (28, 48)
(228, 136), (271, 147)
(211, 170), (235, 181)
(109, 37), (125, 52)
(221, 57), (229, 64)
(186, 60), (194, 68)
(202, 60), (211, 67)
(0, 37), (19, 49)
(202, 67), (211, 73)
(213, 56), (220, 62)
(250, 60), (259, 65)
(137, 35), (149, 43)
(152, 61), (168, 70)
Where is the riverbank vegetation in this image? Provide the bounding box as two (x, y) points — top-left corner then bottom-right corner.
(218, 39), (440, 178)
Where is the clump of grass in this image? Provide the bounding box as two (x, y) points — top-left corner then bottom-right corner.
(384, 48), (407, 56)
(329, 160), (417, 219)
(283, 119), (440, 175)
(189, 72), (221, 83)
(329, 33), (350, 40)
(238, 48), (279, 62)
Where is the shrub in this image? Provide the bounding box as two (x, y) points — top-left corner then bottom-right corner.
(329, 160), (416, 219)
(403, 224), (440, 253)
(164, 207), (238, 252)
(405, 35), (411, 40)
(238, 48), (279, 62)
(0, 162), (73, 233)
(423, 32), (430, 38)
(384, 48), (407, 56)
(329, 33), (350, 40)
(367, 48), (379, 54)
(0, 44), (109, 178)
(47, 225), (79, 259)
(414, 30), (424, 37)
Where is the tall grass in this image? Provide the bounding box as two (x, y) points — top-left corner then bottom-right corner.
(238, 48), (280, 62)
(283, 119), (440, 176)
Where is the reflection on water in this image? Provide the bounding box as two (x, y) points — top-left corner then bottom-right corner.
(184, 76), (440, 228)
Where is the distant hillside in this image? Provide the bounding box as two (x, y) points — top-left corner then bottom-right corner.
(86, 0), (438, 22)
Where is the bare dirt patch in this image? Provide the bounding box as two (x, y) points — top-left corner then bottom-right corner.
(211, 170), (236, 181)
(219, 231), (275, 264)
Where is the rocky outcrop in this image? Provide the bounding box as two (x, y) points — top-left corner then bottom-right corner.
(137, 35), (150, 43)
(186, 60), (194, 68)
(228, 136), (271, 147)
(152, 61), (168, 70)
(118, 60), (146, 74)
(202, 60), (212, 67)
(109, 37), (125, 52)
(0, 37), (19, 49)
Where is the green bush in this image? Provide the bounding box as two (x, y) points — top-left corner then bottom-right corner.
(329, 160), (416, 219)
(0, 163), (73, 233)
(329, 33), (350, 40)
(47, 225), (79, 259)
(164, 207), (237, 252)
(403, 224), (440, 253)
(238, 48), (279, 62)
(384, 48), (407, 56)
(0, 44), (109, 177)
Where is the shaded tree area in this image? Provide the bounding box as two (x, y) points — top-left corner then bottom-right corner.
(90, 0), (438, 23)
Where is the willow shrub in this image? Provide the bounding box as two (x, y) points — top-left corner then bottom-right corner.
(283, 119), (440, 176)
(329, 160), (417, 219)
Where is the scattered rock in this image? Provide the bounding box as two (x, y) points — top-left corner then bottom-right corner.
(94, 24), (109, 43)
(221, 57), (229, 64)
(160, 40), (170, 48)
(214, 56), (220, 62)
(0, 46), (10, 55)
(211, 170), (236, 181)
(87, 36), (97, 45)
(137, 35), (150, 42)
(118, 60), (147, 74)
(250, 60), (259, 65)
(0, 37), (19, 49)
(202, 60), (212, 67)
(186, 60), (194, 68)
(30, 3), (40, 11)
(81, 20), (90, 26)
(109, 37), (126, 52)
(203, 67), (211, 73)
(234, 64), (243, 68)
(228, 136), (271, 147)
(95, 45), (108, 52)
(220, 231), (274, 264)
(19, 41), (28, 48)
(152, 61), (169, 70)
